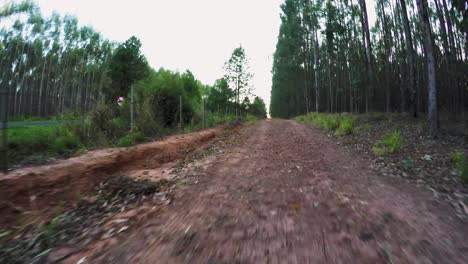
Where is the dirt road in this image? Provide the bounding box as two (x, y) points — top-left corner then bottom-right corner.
(88, 119), (467, 263)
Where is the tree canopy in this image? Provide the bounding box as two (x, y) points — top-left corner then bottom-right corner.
(108, 36), (149, 102)
(224, 46), (253, 118)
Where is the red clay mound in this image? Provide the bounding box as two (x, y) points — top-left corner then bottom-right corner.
(0, 127), (224, 227)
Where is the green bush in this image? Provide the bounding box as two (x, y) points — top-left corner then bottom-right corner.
(372, 146), (387, 156)
(451, 151), (464, 164)
(372, 130), (401, 156)
(8, 126), (51, 151)
(294, 115), (306, 122)
(402, 158), (414, 171)
(297, 113), (353, 135)
(136, 97), (162, 137)
(204, 113), (237, 128)
(115, 131), (145, 147)
(336, 117), (353, 136)
(51, 135), (80, 154)
(245, 114), (258, 122)
(323, 116), (340, 130)
(89, 102), (116, 139)
(115, 135), (133, 147)
(451, 151), (468, 183)
(460, 161), (468, 183)
(383, 130), (401, 153)
(310, 114), (337, 130)
(6, 125), (83, 163)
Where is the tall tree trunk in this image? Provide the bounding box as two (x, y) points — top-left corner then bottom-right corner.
(38, 56), (47, 117)
(303, 33), (310, 114)
(441, 0), (456, 56)
(399, 0), (417, 117)
(379, 0), (391, 113)
(314, 30), (320, 112)
(359, 0), (373, 113)
(328, 57), (332, 112)
(416, 0), (438, 137)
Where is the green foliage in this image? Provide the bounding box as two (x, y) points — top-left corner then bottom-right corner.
(138, 68), (200, 127)
(50, 135), (80, 154)
(296, 113), (353, 136)
(270, 0), (307, 118)
(115, 132), (144, 147)
(451, 151), (468, 183)
(89, 102), (115, 139)
(460, 162), (468, 184)
(383, 130), (401, 153)
(206, 78), (235, 114)
(107, 36), (149, 101)
(247, 96), (268, 119)
(6, 65), (244, 165)
(224, 46), (253, 117)
(320, 115), (340, 130)
(46, 214), (64, 246)
(294, 115), (306, 122)
(336, 117), (353, 136)
(205, 113), (237, 128)
(402, 158), (414, 171)
(371, 146), (386, 156)
(6, 125), (81, 164)
(372, 130), (401, 156)
(451, 151), (464, 164)
(245, 114), (258, 122)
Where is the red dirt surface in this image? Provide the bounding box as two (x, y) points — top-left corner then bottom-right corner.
(0, 127), (224, 228)
(83, 119), (468, 263)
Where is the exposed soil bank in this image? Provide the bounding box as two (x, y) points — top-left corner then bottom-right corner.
(0, 126), (225, 227)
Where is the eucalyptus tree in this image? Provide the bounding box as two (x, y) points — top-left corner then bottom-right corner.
(416, 0), (438, 137)
(358, 0), (373, 113)
(398, 0), (416, 116)
(0, 1), (118, 118)
(224, 46), (253, 118)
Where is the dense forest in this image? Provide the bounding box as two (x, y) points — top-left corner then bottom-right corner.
(270, 0), (467, 137)
(0, 1), (266, 124)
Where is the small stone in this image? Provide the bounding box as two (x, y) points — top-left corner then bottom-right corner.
(112, 218), (128, 224)
(422, 155), (432, 161)
(77, 257), (87, 264)
(118, 226), (129, 233)
(102, 228), (115, 239)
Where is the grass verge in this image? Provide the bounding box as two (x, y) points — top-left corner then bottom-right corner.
(295, 112), (354, 136)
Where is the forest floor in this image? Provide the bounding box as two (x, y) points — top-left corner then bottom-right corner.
(1, 119), (468, 263)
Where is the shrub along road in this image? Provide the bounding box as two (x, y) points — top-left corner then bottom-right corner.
(90, 119), (467, 263)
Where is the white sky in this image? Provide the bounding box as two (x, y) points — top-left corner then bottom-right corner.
(9, 0), (376, 109)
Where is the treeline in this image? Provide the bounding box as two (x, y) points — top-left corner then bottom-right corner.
(0, 1), (267, 125)
(270, 0), (467, 137)
(1, 1), (114, 118)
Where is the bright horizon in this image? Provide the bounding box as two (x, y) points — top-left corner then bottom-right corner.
(23, 0), (376, 111)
